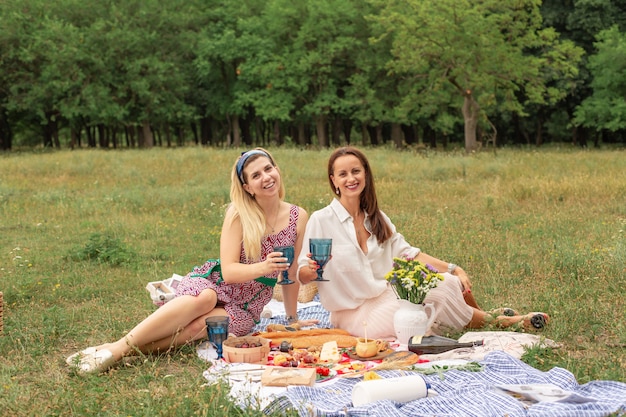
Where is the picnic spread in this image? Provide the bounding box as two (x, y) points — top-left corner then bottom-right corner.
(198, 298), (626, 417)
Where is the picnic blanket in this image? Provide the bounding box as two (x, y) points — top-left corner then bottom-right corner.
(262, 351), (626, 417)
(251, 298), (559, 361)
(200, 300), (626, 417)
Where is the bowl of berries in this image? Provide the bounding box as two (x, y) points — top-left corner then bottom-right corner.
(222, 336), (270, 363)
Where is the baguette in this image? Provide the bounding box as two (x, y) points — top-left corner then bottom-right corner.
(258, 328), (357, 349)
(259, 328), (352, 339)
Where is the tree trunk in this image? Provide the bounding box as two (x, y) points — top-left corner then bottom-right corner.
(125, 125), (135, 147)
(273, 120), (281, 145)
(98, 124), (107, 148)
(343, 119), (353, 144)
(367, 125), (383, 146)
(0, 108), (12, 150)
(152, 127), (160, 146)
(331, 117), (342, 146)
(366, 125), (378, 145)
(401, 124), (417, 145)
(139, 121), (154, 148)
(111, 127), (118, 149)
(462, 92), (479, 152)
(69, 128), (78, 149)
(579, 128), (588, 148)
(535, 116), (543, 146)
(391, 123), (403, 148)
(176, 125), (184, 146)
(190, 122), (199, 145)
(360, 124), (369, 146)
(51, 118), (60, 148)
(241, 112), (252, 146)
(423, 124), (437, 148)
(255, 118), (266, 147)
(315, 115), (328, 147)
(42, 124), (53, 148)
(231, 114), (241, 147)
(297, 122), (306, 146)
(164, 123), (172, 147)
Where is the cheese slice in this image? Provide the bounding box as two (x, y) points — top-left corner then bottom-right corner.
(319, 340), (340, 362)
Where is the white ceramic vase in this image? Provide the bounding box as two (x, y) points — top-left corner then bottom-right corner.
(393, 299), (436, 345)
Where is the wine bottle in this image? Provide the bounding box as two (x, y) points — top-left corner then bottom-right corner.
(408, 335), (484, 355)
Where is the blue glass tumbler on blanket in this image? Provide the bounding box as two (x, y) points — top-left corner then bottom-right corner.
(206, 316), (229, 360)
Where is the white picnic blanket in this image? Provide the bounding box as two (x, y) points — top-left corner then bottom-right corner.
(199, 303), (625, 416)
(418, 330), (561, 361)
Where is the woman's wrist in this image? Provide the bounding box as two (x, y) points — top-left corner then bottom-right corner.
(296, 266), (308, 285)
(297, 264), (316, 285)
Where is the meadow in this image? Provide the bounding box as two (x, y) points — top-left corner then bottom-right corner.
(0, 146), (624, 416)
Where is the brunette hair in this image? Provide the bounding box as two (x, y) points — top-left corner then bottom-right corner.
(327, 146), (392, 244)
(230, 148), (285, 260)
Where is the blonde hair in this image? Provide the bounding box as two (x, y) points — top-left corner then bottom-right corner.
(229, 148), (285, 260)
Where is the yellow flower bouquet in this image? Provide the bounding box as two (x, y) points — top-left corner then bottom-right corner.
(385, 255), (444, 304)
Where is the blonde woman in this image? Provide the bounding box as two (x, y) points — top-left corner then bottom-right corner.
(67, 148), (310, 373)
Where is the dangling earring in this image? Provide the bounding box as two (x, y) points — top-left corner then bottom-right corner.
(335, 187), (340, 195)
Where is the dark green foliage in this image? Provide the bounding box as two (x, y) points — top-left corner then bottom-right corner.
(1, 0), (626, 150)
(70, 232), (136, 266)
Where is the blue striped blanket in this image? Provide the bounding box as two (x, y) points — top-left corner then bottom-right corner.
(262, 350), (626, 417)
(252, 301), (626, 417)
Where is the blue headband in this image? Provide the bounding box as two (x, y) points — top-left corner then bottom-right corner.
(236, 150), (272, 184)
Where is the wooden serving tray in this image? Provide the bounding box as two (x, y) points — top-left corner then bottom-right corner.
(346, 348), (394, 361)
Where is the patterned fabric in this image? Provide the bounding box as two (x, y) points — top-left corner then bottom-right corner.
(253, 295), (332, 331)
(262, 350), (626, 417)
(175, 204), (300, 336)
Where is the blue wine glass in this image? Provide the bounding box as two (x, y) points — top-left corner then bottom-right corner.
(310, 238), (332, 282)
(274, 245), (295, 285)
(205, 316), (229, 360)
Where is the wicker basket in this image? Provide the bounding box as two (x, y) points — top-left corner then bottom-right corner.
(0, 291), (3, 335)
(222, 336), (270, 363)
(273, 282), (318, 303)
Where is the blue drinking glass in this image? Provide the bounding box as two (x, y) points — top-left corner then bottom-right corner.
(274, 245), (295, 285)
(205, 316), (229, 360)
(310, 238), (332, 282)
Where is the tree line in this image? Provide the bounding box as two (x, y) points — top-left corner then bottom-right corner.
(1, 0), (625, 152)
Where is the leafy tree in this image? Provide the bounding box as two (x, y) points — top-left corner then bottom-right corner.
(239, 0), (371, 147)
(574, 26), (626, 133)
(192, 0), (269, 147)
(369, 0), (583, 152)
(1, 0), (64, 148)
(543, 0), (626, 145)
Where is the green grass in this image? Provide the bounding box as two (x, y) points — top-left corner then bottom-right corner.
(0, 146), (624, 416)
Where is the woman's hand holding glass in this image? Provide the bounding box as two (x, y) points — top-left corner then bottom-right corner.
(300, 253), (333, 284)
(274, 245), (295, 285)
(266, 251), (291, 276)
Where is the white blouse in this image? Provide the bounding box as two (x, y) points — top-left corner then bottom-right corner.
(297, 198), (420, 312)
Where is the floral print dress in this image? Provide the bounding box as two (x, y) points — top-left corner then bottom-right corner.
(174, 205), (299, 336)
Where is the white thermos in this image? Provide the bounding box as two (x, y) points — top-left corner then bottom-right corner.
(351, 375), (432, 406)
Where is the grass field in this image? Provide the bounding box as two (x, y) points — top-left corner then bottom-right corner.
(0, 146), (624, 416)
